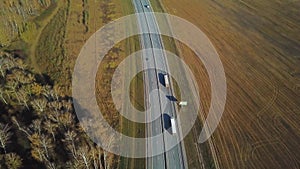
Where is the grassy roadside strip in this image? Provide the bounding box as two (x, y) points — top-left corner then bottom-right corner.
(35, 1), (69, 86)
(161, 35), (212, 169)
(161, 28), (217, 169)
(130, 71), (146, 112)
(4, 1), (64, 73)
(119, 36), (145, 169)
(149, 0), (164, 12)
(29, 1), (64, 73)
(118, 0), (145, 168)
(150, 0), (217, 168)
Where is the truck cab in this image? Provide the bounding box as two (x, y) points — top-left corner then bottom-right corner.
(170, 118), (177, 134)
(178, 101), (188, 106)
(164, 74), (170, 88)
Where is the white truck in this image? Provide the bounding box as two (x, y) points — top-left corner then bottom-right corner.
(164, 74), (170, 88)
(170, 118), (177, 134)
(178, 101), (188, 106)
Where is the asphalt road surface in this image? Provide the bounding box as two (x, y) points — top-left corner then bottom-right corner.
(132, 0), (187, 169)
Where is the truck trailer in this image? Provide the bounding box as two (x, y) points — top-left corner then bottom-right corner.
(164, 74), (170, 88)
(170, 118), (177, 134)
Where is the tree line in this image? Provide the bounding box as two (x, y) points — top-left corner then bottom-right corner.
(0, 51), (116, 169)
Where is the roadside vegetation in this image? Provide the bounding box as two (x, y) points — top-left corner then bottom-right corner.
(0, 0), (52, 47)
(161, 34), (217, 169)
(0, 51), (116, 169)
(0, 0), (136, 168)
(35, 3), (69, 90)
(118, 36), (144, 169)
(96, 43), (125, 130)
(129, 71), (145, 112)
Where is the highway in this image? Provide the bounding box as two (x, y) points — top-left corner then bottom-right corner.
(132, 0), (187, 169)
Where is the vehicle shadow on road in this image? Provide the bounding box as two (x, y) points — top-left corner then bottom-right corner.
(158, 72), (166, 86)
(163, 113), (172, 134)
(166, 95), (177, 102)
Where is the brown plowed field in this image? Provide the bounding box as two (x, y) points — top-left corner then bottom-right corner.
(161, 0), (300, 168)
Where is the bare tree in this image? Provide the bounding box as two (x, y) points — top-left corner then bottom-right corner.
(30, 144), (45, 162)
(0, 59), (7, 77)
(31, 98), (47, 115)
(11, 69), (24, 83)
(0, 123), (12, 154)
(40, 134), (53, 159)
(11, 117), (30, 137)
(78, 146), (91, 169)
(42, 86), (59, 101)
(97, 146), (104, 169)
(59, 112), (74, 130)
(103, 151), (108, 169)
(44, 120), (58, 141)
(47, 162), (57, 169)
(30, 119), (42, 135)
(0, 86), (8, 104)
(0, 56), (13, 77)
(103, 134), (114, 169)
(64, 130), (77, 158)
(64, 99), (73, 113)
(4, 153), (22, 169)
(48, 109), (60, 123)
(17, 89), (29, 109)
(28, 133), (53, 162)
(6, 81), (20, 104)
(89, 146), (103, 169)
(19, 71), (34, 84)
(49, 101), (63, 112)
